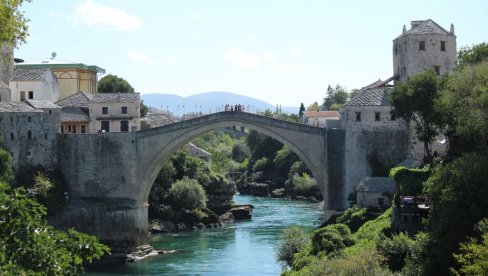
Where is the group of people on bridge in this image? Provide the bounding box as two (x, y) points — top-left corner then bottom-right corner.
(224, 104), (245, 112)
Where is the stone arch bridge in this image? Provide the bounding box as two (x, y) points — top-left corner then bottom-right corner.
(54, 111), (407, 255)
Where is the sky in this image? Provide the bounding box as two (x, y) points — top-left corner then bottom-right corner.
(14, 0), (488, 107)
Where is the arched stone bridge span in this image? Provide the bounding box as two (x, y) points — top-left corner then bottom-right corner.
(55, 111), (369, 256)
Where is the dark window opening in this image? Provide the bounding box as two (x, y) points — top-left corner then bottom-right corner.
(355, 112), (361, 122)
(419, 41), (425, 51)
(121, 106), (128, 114)
(28, 130), (32, 139)
(434, 66), (440, 75)
(101, 121), (110, 132)
(120, 121), (129, 132)
(28, 91), (33, 99)
(441, 41), (446, 51)
(102, 107), (108, 114)
(378, 198), (385, 207)
(375, 112), (380, 121)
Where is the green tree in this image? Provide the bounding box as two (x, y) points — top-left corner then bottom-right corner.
(277, 225), (310, 267)
(298, 103), (305, 117)
(306, 101), (319, 111)
(167, 177), (208, 210)
(322, 84), (349, 110)
(97, 74), (148, 116)
(458, 42), (488, 65)
(389, 70), (443, 162)
(0, 0), (31, 46)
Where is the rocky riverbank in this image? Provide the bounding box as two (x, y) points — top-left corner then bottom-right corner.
(236, 181), (322, 202)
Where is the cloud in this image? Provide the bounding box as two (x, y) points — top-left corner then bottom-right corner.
(73, 0), (143, 32)
(191, 12), (204, 19)
(224, 48), (262, 70)
(278, 63), (300, 74)
(128, 51), (153, 63)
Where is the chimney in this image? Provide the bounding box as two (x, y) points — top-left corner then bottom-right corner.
(410, 20), (424, 29)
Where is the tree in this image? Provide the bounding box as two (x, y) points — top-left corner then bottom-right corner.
(389, 70), (443, 162)
(97, 74), (135, 93)
(322, 84), (349, 110)
(97, 74), (148, 116)
(0, 0), (31, 46)
(298, 103), (305, 117)
(307, 101), (319, 111)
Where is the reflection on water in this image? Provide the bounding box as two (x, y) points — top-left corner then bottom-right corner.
(88, 194), (324, 275)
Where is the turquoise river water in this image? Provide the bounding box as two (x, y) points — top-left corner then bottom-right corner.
(88, 194), (324, 275)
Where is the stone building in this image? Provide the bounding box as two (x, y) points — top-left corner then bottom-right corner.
(0, 100), (60, 170)
(9, 68), (60, 102)
(15, 56), (105, 100)
(393, 19), (456, 82)
(56, 91), (140, 133)
(300, 110), (340, 128)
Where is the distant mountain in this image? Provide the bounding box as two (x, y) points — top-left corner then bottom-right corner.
(141, 91), (299, 116)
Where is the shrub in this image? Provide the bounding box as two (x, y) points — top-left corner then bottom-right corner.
(336, 205), (370, 233)
(277, 225), (310, 267)
(311, 223), (354, 255)
(377, 232), (414, 272)
(168, 177), (207, 210)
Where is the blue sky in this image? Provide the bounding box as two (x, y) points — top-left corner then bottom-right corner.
(15, 0), (488, 107)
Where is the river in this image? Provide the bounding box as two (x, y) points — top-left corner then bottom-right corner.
(88, 194), (324, 275)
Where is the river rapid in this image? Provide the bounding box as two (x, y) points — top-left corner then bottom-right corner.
(89, 194), (324, 275)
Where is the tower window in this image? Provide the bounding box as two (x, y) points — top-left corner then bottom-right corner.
(434, 66), (440, 75)
(419, 41), (425, 51)
(355, 112), (361, 122)
(375, 112), (380, 121)
(441, 41), (446, 51)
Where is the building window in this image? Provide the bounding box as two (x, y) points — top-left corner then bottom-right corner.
(102, 107), (108, 114)
(120, 121), (129, 132)
(28, 91), (33, 99)
(355, 112), (361, 122)
(375, 112), (380, 121)
(441, 41), (446, 51)
(419, 41), (425, 51)
(378, 198), (385, 207)
(81, 125), (86, 133)
(121, 106), (128, 114)
(20, 91), (25, 101)
(28, 130), (32, 139)
(433, 66), (440, 75)
(101, 121), (110, 132)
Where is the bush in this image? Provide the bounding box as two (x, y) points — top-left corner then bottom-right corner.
(285, 173), (319, 198)
(336, 206), (370, 233)
(168, 177), (207, 210)
(377, 232), (414, 272)
(311, 224), (354, 255)
(277, 225), (310, 267)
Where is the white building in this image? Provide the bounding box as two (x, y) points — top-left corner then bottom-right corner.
(9, 68), (60, 102)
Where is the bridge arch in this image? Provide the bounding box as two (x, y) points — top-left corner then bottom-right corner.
(136, 112), (329, 209)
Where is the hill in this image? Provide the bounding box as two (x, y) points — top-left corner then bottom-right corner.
(141, 91), (299, 115)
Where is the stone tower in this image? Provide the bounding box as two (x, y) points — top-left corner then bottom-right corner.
(393, 19), (456, 82)
(0, 43), (14, 84)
